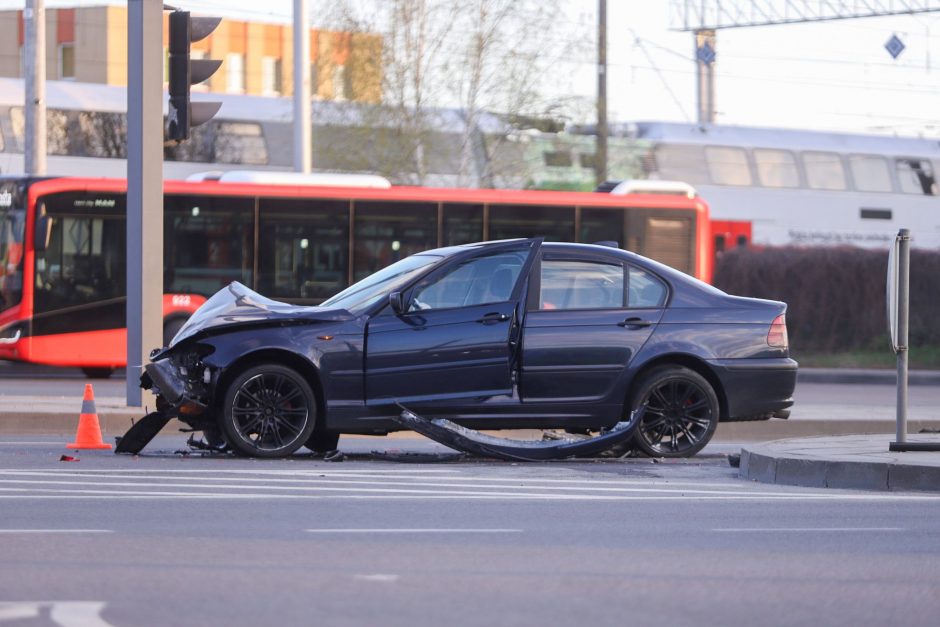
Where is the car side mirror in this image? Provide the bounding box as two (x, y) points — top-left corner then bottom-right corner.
(34, 215), (52, 252)
(389, 291), (405, 315)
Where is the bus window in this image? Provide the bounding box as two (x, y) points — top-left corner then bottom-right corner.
(704, 146), (752, 186)
(353, 201), (437, 281)
(442, 204), (483, 246)
(580, 208), (623, 246)
(896, 158), (937, 196)
(258, 198), (349, 302)
(164, 195), (255, 295)
(488, 204), (574, 242)
(754, 149), (800, 188)
(849, 155), (892, 193)
(33, 193), (127, 331)
(0, 192), (23, 313)
(803, 151), (847, 190)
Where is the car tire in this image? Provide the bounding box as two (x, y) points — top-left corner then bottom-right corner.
(628, 365), (719, 458)
(220, 363), (318, 458)
(305, 431), (340, 454)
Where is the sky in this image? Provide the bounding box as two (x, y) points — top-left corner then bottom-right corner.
(7, 0), (940, 137)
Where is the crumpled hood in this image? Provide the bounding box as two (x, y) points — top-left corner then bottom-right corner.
(166, 282), (354, 349)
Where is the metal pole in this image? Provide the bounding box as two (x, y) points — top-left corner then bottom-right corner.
(595, 0), (608, 187)
(24, 0), (46, 175)
(896, 228), (911, 444)
(694, 29), (716, 125)
(293, 0), (312, 173)
(126, 0), (164, 407)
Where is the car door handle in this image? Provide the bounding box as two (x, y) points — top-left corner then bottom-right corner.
(477, 312), (510, 324)
(617, 317), (652, 328)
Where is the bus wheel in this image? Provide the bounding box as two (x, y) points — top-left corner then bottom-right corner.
(221, 364), (317, 458)
(163, 317), (188, 347)
(82, 367), (114, 379)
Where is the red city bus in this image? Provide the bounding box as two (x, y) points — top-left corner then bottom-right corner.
(0, 175), (711, 376)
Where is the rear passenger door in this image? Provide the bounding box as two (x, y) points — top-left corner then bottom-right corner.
(520, 252), (667, 403)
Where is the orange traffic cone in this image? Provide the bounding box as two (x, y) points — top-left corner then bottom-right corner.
(67, 384), (112, 450)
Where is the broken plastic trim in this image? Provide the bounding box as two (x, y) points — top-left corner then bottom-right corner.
(394, 406), (642, 461)
(114, 411), (172, 455)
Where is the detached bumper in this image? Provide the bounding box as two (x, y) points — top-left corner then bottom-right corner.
(709, 357), (798, 420)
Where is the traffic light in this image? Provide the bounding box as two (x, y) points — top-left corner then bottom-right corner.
(167, 11), (222, 142)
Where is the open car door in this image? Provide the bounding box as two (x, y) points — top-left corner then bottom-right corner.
(365, 238), (541, 406)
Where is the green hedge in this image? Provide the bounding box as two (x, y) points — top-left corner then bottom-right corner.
(712, 246), (940, 353)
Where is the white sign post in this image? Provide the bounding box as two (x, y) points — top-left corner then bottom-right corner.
(888, 229), (939, 452)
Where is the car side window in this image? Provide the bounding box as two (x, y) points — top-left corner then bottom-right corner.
(539, 259), (624, 310)
(628, 266), (667, 308)
(409, 251), (525, 311)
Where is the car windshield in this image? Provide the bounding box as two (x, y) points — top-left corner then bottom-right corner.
(321, 254), (443, 313)
(0, 207), (25, 314)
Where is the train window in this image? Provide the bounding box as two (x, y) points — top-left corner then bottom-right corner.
(46, 110), (70, 156)
(78, 112), (127, 158)
(803, 151), (846, 190)
(643, 217), (692, 275)
(754, 149), (799, 188)
(849, 155), (892, 193)
(652, 144), (709, 184)
(215, 122), (267, 165)
(704, 146), (752, 186)
(580, 208), (623, 245)
(544, 151), (573, 167)
(895, 158), (937, 196)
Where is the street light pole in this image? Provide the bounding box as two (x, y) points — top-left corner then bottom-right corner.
(293, 0), (312, 173)
(24, 0), (46, 175)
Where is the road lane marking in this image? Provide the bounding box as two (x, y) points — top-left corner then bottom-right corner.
(0, 602), (113, 627)
(0, 529), (112, 534)
(0, 488), (938, 501)
(306, 528), (523, 533)
(353, 574), (400, 583)
(712, 527), (907, 532)
(0, 470), (752, 491)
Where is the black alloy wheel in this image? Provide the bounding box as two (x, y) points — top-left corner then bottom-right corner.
(630, 366), (719, 458)
(220, 364), (318, 458)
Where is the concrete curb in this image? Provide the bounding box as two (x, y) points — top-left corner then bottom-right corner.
(740, 435), (940, 492)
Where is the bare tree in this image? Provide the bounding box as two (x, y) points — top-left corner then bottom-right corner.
(320, 0), (587, 187)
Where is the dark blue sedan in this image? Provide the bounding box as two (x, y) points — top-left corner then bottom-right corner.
(139, 238), (796, 458)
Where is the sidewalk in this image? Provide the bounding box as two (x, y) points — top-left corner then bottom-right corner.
(740, 435), (940, 492)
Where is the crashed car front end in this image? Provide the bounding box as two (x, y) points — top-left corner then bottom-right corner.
(117, 282), (355, 454)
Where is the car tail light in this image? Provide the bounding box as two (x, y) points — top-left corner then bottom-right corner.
(767, 314), (788, 349)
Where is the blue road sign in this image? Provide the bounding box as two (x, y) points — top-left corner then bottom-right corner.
(885, 34), (905, 59)
(696, 42), (716, 65)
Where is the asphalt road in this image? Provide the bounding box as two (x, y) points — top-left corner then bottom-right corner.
(0, 436), (938, 627)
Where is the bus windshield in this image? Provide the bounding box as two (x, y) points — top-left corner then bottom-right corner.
(321, 254), (442, 313)
(0, 205), (25, 314)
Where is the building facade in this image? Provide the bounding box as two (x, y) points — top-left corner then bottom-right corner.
(0, 5), (382, 103)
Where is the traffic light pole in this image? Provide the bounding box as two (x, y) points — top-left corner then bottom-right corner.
(126, 0), (164, 407)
